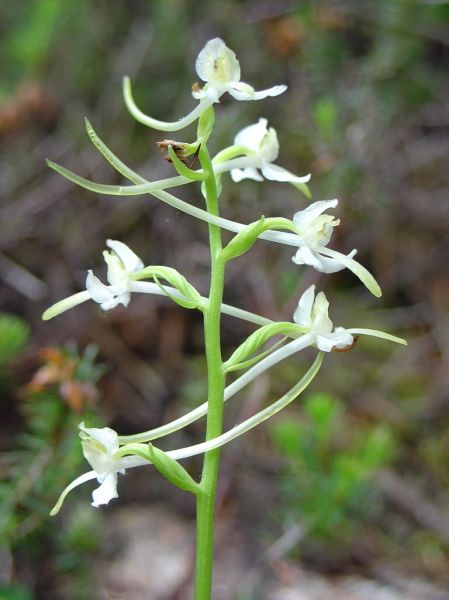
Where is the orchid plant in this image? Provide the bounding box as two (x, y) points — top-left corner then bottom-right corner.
(43, 38), (406, 600)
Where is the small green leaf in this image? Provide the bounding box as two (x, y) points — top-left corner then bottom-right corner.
(147, 444), (199, 494)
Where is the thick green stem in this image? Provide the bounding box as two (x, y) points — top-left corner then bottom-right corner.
(194, 146), (225, 600)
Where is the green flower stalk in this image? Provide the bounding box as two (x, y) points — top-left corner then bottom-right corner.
(43, 38), (406, 600)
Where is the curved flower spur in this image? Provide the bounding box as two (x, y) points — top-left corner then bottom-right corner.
(43, 36), (407, 600)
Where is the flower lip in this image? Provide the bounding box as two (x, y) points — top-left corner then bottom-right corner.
(293, 285), (353, 352)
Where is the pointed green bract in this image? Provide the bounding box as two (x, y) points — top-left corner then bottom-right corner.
(153, 276), (199, 310)
(224, 322), (303, 372)
(132, 265), (203, 308)
(221, 216), (298, 262)
(148, 444), (200, 494)
(223, 337), (287, 374)
(167, 144), (206, 181)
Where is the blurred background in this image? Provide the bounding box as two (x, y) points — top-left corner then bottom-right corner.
(1, 1), (448, 598)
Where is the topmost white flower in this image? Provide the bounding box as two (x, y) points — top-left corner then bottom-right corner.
(123, 38), (287, 131)
(192, 38), (287, 103)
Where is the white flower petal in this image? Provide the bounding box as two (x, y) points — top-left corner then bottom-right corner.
(195, 38), (241, 84)
(314, 335), (337, 352)
(91, 471), (119, 507)
(231, 167), (263, 182)
(234, 118), (268, 150)
(252, 84), (287, 99)
(106, 240), (143, 273)
(330, 328), (354, 348)
(79, 424), (119, 454)
(228, 83), (287, 102)
(316, 329), (353, 352)
(292, 199), (339, 230)
(115, 291), (131, 307)
(311, 291), (333, 335)
(261, 163), (311, 183)
(104, 252), (127, 288)
(260, 128), (280, 163)
(292, 246), (326, 270)
(86, 271), (115, 304)
(293, 285), (316, 327)
(100, 297), (120, 311)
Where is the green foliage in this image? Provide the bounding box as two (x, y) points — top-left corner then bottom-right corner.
(8, 0), (64, 73)
(0, 335), (107, 596)
(313, 97), (338, 140)
(51, 504), (102, 599)
(271, 393), (395, 542)
(0, 584), (33, 600)
(0, 314), (30, 368)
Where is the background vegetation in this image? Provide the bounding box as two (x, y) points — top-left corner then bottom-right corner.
(1, 1), (448, 598)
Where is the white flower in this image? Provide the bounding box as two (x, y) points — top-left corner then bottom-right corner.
(229, 118), (311, 184)
(50, 424), (151, 515)
(79, 424), (125, 507)
(293, 285), (353, 352)
(193, 38), (287, 103)
(292, 200), (357, 274)
(86, 239), (144, 310)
